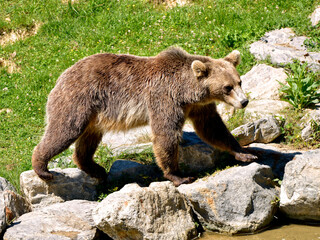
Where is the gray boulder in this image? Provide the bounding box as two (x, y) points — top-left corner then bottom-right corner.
(93, 181), (198, 240)
(248, 143), (303, 179)
(280, 149), (320, 221)
(300, 109), (320, 141)
(0, 196), (6, 235)
(231, 116), (282, 146)
(20, 168), (100, 210)
(107, 131), (218, 185)
(0, 178), (15, 192)
(0, 177), (31, 235)
(178, 131), (218, 174)
(107, 160), (162, 185)
(178, 163), (278, 234)
(250, 28), (320, 72)
(241, 64), (288, 100)
(310, 6), (320, 26)
(3, 200), (107, 240)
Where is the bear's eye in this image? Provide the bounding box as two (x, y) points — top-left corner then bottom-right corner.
(224, 85), (233, 94)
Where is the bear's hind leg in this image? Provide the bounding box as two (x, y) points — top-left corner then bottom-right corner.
(32, 122), (83, 181)
(72, 128), (108, 181)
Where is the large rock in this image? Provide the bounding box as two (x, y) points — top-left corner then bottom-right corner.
(178, 163), (278, 234)
(178, 131), (218, 174)
(0, 196), (5, 235)
(310, 6), (320, 26)
(0, 177), (31, 235)
(107, 131), (218, 185)
(241, 64), (288, 100)
(280, 149), (320, 221)
(20, 168), (99, 210)
(93, 181), (198, 240)
(0, 178), (15, 192)
(248, 143), (303, 179)
(231, 116), (282, 146)
(250, 28), (320, 72)
(101, 124), (194, 154)
(107, 160), (162, 185)
(3, 200), (107, 240)
(300, 109), (320, 141)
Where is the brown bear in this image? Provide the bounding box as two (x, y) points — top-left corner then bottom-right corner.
(32, 47), (257, 187)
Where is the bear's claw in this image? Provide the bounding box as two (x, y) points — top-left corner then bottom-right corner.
(235, 152), (258, 162)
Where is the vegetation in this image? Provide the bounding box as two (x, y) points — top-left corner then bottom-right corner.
(0, 0), (320, 190)
(278, 60), (320, 110)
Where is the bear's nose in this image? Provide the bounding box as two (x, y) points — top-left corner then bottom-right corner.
(241, 99), (249, 108)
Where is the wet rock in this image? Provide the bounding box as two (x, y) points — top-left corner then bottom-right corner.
(20, 168), (99, 210)
(178, 163), (278, 234)
(3, 200), (107, 240)
(231, 116), (282, 146)
(280, 149), (320, 221)
(310, 6), (320, 26)
(250, 28), (320, 72)
(93, 181), (198, 240)
(241, 64), (288, 100)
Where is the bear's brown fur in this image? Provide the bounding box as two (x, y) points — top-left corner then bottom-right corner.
(32, 47), (257, 186)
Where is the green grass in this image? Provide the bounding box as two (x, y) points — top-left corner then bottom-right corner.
(0, 0), (319, 190)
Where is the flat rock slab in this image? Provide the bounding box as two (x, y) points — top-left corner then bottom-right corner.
(280, 149), (320, 221)
(101, 124), (194, 154)
(178, 163), (278, 234)
(244, 99), (291, 118)
(3, 200), (107, 240)
(250, 28), (320, 72)
(93, 181), (198, 240)
(20, 168), (99, 210)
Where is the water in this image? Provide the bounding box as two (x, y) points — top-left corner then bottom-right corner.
(202, 224), (320, 240)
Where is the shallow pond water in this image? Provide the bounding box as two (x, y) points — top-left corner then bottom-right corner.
(201, 224), (320, 240)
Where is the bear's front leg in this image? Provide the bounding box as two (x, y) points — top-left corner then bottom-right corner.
(152, 133), (195, 187)
(189, 103), (258, 162)
(149, 102), (195, 187)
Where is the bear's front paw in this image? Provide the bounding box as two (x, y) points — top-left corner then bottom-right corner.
(235, 152), (258, 162)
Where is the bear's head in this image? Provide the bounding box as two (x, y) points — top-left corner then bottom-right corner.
(192, 50), (248, 109)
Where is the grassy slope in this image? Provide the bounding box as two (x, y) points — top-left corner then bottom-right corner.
(0, 0), (319, 189)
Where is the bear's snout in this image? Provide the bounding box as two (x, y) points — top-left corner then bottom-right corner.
(240, 99), (249, 108)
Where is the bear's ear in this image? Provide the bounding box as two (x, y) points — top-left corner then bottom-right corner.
(224, 50), (241, 67)
(191, 60), (207, 77)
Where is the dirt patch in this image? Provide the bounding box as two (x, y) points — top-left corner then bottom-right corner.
(0, 23), (41, 47)
(0, 108), (13, 114)
(148, 0), (190, 8)
(0, 57), (20, 74)
(61, 0), (79, 4)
